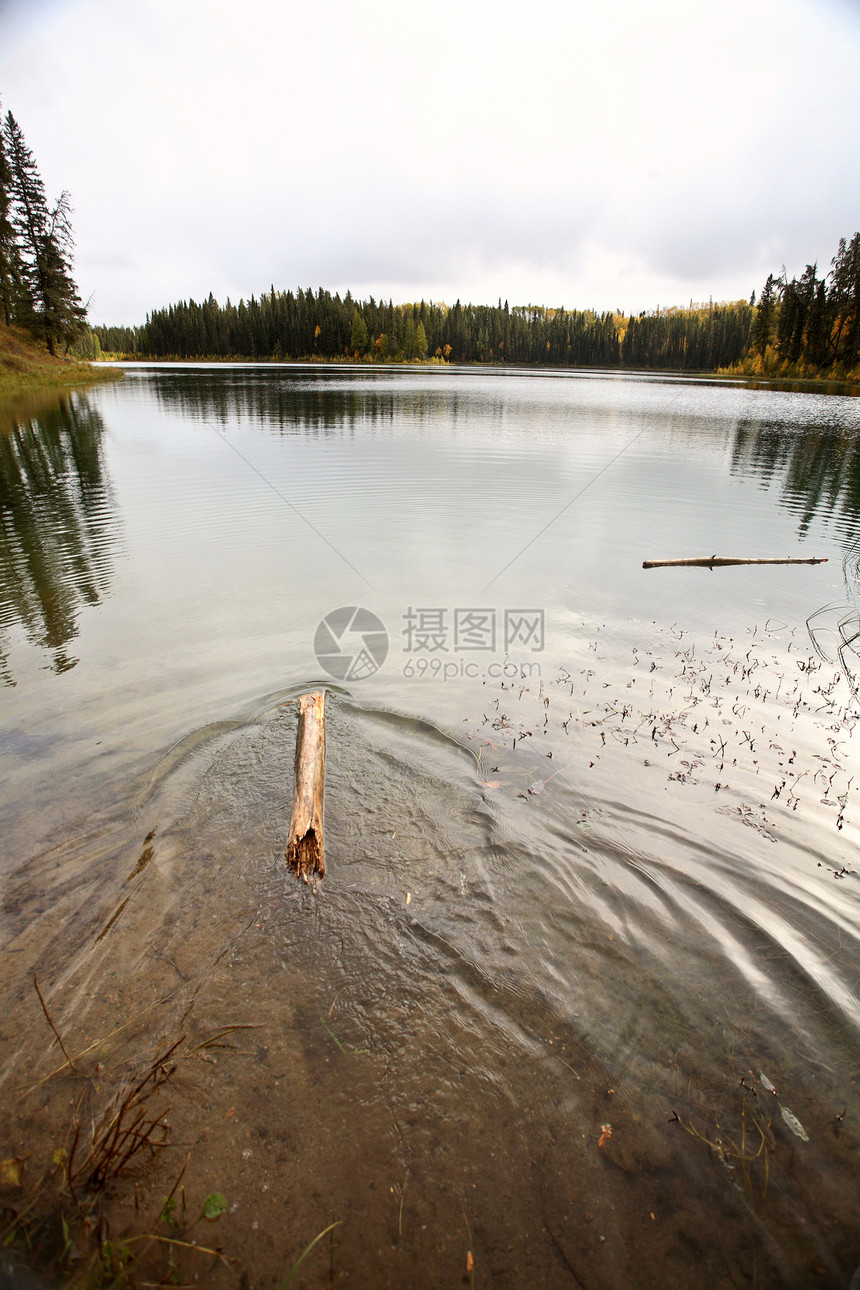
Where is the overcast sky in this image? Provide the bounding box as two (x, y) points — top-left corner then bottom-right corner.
(1, 0), (859, 326)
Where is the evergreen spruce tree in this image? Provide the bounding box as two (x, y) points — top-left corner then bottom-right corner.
(788, 264), (818, 364)
(3, 111), (85, 353)
(844, 233), (860, 367)
(403, 314), (416, 359)
(806, 279), (828, 369)
(777, 277), (798, 359)
(829, 234), (860, 368)
(42, 191), (85, 351)
(4, 111), (49, 342)
(753, 274), (779, 358)
(0, 101), (19, 327)
(350, 307), (368, 356)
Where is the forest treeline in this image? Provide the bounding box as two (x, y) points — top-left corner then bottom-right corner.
(93, 229), (860, 379)
(738, 232), (860, 380)
(95, 291), (756, 372)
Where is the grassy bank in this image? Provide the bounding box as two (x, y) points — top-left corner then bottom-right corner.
(718, 352), (860, 385)
(0, 325), (123, 397)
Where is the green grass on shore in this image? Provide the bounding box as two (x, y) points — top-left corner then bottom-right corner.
(0, 324), (123, 397)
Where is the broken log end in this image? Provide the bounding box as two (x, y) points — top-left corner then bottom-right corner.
(286, 827), (325, 881)
(285, 690), (326, 882)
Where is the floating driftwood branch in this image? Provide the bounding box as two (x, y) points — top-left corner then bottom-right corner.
(642, 556), (828, 570)
(286, 691), (326, 881)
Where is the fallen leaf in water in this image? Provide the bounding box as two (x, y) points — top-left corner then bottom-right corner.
(780, 1106), (809, 1141)
(0, 1158), (24, 1190)
(202, 1192), (228, 1220)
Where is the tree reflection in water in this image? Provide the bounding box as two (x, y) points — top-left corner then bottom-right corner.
(0, 390), (116, 683)
(730, 414), (860, 543)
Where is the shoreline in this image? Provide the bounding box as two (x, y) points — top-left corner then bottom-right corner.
(0, 365), (125, 399)
(95, 353), (860, 393)
(0, 325), (125, 399)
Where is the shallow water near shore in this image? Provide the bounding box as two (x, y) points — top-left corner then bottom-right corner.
(1, 365), (860, 1287)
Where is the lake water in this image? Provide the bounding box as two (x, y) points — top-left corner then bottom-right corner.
(1, 365), (859, 1288)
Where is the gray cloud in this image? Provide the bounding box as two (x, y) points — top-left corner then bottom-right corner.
(5, 0), (858, 323)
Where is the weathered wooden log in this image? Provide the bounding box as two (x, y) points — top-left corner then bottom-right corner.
(286, 690), (326, 881)
(642, 556), (828, 569)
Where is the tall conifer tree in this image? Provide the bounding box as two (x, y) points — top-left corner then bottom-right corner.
(0, 101), (18, 327)
(3, 111), (85, 353)
(42, 191), (86, 350)
(4, 111), (49, 342)
(753, 274), (779, 358)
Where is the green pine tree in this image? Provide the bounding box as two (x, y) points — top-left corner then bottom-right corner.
(3, 111), (85, 353)
(0, 100), (19, 327)
(350, 307), (368, 356)
(403, 314), (416, 359)
(829, 233), (860, 368)
(42, 192), (86, 351)
(753, 274), (778, 359)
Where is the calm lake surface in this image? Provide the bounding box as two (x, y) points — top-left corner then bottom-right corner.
(1, 364), (860, 1288)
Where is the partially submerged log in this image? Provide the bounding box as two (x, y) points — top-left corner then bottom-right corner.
(642, 556), (828, 569)
(286, 690), (326, 881)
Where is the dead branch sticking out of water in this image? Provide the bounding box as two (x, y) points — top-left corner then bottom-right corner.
(642, 556), (828, 569)
(33, 974), (75, 1072)
(79, 1035), (183, 1189)
(2, 1012), (261, 1288)
(286, 690), (326, 881)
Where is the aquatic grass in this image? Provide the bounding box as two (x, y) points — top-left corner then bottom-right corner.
(320, 1016), (370, 1055)
(78, 1036), (181, 1190)
(394, 1169), (410, 1239)
(668, 1090), (777, 1201)
(3, 1135), (237, 1289)
(16, 988), (186, 1101)
(33, 973), (75, 1072)
(279, 1220), (342, 1289)
(3, 990), (258, 1288)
